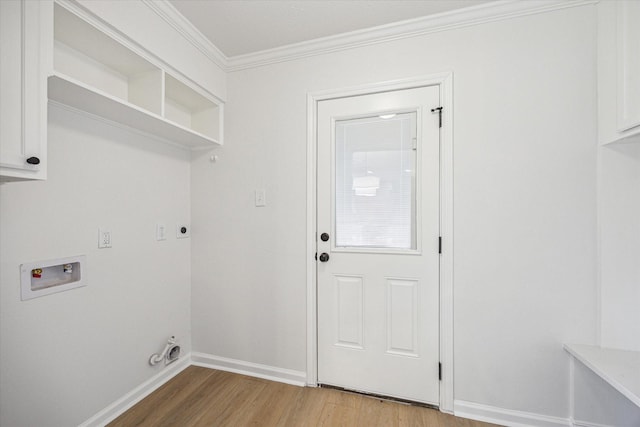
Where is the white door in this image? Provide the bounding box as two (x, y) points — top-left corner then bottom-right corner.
(317, 86), (441, 405)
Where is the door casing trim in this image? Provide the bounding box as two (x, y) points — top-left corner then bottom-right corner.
(306, 72), (454, 413)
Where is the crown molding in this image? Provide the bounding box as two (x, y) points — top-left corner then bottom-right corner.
(142, 0), (228, 70)
(146, 0), (598, 73)
(226, 0), (598, 71)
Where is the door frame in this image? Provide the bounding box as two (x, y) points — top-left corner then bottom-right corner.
(305, 72), (454, 413)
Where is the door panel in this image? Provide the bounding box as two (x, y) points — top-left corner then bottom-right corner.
(317, 86), (440, 404)
(387, 277), (419, 356)
(335, 275), (364, 349)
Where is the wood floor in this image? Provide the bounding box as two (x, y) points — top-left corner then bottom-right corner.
(108, 366), (500, 427)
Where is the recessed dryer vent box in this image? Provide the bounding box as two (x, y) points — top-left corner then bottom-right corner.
(20, 255), (86, 301)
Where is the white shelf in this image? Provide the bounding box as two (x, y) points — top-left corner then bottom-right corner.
(49, 3), (222, 149)
(49, 72), (219, 149)
(565, 344), (640, 407)
(165, 73), (221, 142)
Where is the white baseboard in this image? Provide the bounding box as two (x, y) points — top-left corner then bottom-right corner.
(81, 358), (587, 427)
(191, 352), (307, 386)
(454, 400), (571, 427)
(79, 355), (191, 427)
(571, 419), (614, 427)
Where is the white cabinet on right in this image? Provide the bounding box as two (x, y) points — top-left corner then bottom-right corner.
(616, 1), (640, 133)
(598, 0), (640, 145)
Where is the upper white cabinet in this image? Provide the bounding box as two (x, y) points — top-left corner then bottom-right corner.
(50, 2), (223, 149)
(598, 0), (640, 145)
(616, 1), (640, 133)
(1, 0), (224, 181)
(0, 0), (51, 181)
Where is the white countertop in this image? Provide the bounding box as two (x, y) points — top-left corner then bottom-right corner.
(564, 344), (640, 407)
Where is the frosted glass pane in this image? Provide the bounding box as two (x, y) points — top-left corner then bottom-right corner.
(335, 112), (417, 250)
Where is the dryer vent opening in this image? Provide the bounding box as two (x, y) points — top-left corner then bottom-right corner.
(149, 336), (180, 366)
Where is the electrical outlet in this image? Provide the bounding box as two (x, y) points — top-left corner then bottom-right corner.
(176, 224), (190, 239)
(98, 228), (112, 249)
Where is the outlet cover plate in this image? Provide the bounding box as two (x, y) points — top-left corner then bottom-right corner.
(176, 224), (190, 239)
(98, 228), (112, 248)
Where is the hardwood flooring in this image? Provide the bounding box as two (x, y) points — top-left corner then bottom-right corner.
(108, 366), (500, 427)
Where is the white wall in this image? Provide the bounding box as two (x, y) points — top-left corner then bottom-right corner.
(599, 142), (640, 351)
(191, 3), (598, 420)
(0, 1), (225, 423)
(0, 104), (192, 426)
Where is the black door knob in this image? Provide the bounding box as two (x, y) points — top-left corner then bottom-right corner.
(26, 156), (40, 165)
(320, 233), (330, 242)
(319, 253), (330, 262)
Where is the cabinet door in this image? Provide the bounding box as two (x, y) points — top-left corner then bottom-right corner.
(0, 0), (51, 181)
(617, 1), (640, 132)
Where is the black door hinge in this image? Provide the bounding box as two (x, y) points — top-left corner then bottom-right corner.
(439, 362), (442, 381)
(431, 106), (443, 128)
(315, 252), (318, 261)
(438, 236), (442, 254)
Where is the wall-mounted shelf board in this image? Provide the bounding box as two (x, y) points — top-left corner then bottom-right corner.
(49, 72), (219, 149)
(49, 2), (222, 149)
(565, 344), (640, 407)
(165, 74), (220, 142)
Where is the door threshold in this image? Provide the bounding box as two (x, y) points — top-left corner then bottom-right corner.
(318, 383), (439, 410)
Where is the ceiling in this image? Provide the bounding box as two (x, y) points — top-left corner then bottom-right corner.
(168, 0), (494, 58)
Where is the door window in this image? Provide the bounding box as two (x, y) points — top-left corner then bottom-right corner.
(334, 112), (417, 250)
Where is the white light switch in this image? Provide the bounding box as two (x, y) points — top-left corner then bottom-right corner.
(255, 189), (266, 207)
(156, 223), (166, 241)
(98, 228), (112, 249)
